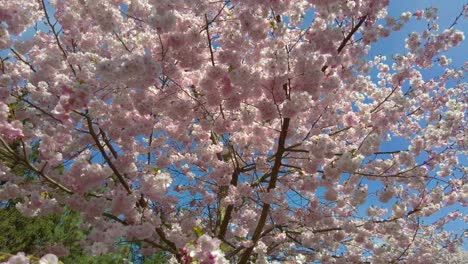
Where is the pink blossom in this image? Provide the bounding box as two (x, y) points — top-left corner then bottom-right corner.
(187, 235), (227, 264)
(413, 10), (423, 20)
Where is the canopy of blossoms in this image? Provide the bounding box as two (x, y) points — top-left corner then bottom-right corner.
(0, 0), (466, 263)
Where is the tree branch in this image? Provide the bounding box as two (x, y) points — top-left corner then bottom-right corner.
(322, 15), (367, 72)
(205, 14), (216, 66)
(10, 48), (36, 72)
(113, 31), (132, 53)
(217, 168), (240, 239)
(99, 128), (118, 159)
(448, 4), (467, 29)
(40, 0), (77, 76)
(13, 94), (63, 124)
(0, 137), (73, 194)
(238, 118), (290, 264)
(85, 115), (132, 194)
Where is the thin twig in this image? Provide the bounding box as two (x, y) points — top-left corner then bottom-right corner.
(12, 94), (63, 124)
(395, 220), (420, 261)
(102, 213), (175, 253)
(200, 1), (229, 33)
(370, 86), (398, 113)
(113, 31), (132, 53)
(448, 4), (467, 29)
(205, 14), (216, 66)
(40, 0), (77, 76)
(10, 48), (36, 72)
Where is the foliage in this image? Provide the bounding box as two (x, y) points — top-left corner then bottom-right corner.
(0, 203), (133, 264)
(0, 202), (59, 256)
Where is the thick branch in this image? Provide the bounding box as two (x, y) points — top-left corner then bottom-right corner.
(99, 128), (118, 159)
(147, 129), (153, 165)
(155, 227), (180, 255)
(102, 213), (176, 254)
(322, 15), (367, 72)
(217, 168), (240, 239)
(337, 16), (367, 54)
(0, 137), (72, 194)
(238, 118), (290, 264)
(85, 115), (132, 194)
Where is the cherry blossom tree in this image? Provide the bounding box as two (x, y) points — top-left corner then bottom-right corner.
(0, 0), (466, 263)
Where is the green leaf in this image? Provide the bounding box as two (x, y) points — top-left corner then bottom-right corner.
(269, 21), (276, 29)
(55, 163), (65, 175)
(220, 242), (231, 253)
(193, 226), (204, 238)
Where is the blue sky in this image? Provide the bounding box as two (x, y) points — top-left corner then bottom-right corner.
(361, 0), (467, 249)
(290, 0), (468, 251)
(376, 0), (467, 61)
